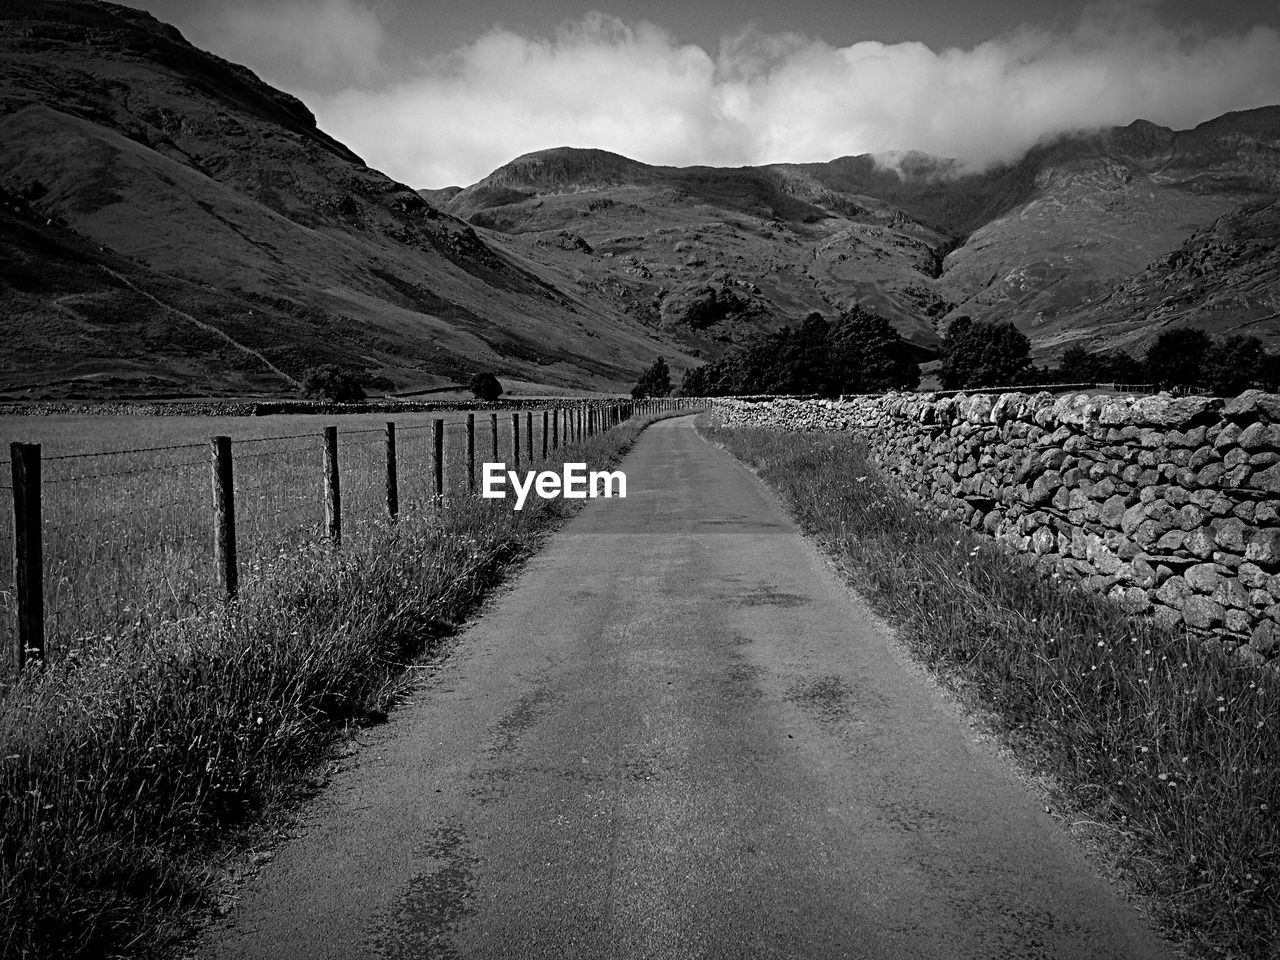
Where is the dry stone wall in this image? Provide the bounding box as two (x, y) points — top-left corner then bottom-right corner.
(709, 390), (1280, 663)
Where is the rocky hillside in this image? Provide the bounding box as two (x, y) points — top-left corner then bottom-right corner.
(0, 0), (691, 398)
(2, 0), (1277, 399)
(449, 111), (1280, 363)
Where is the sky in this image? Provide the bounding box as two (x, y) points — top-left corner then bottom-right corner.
(133, 0), (1280, 188)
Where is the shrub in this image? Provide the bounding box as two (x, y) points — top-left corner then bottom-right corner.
(630, 357), (672, 399)
(301, 365), (365, 402)
(678, 306), (919, 397)
(1142, 329), (1212, 388)
(938, 317), (1031, 389)
(469, 372), (503, 401)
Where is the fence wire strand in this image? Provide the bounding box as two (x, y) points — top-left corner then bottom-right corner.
(2, 404), (654, 670)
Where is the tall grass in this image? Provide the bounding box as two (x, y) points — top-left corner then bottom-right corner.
(0, 411), (554, 667)
(0, 413), (678, 959)
(705, 424), (1279, 960)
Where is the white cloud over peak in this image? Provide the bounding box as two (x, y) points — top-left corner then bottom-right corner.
(210, 2), (1280, 187)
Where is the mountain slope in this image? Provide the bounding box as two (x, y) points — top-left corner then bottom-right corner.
(0, 0), (692, 398)
(2, 1), (1278, 399)
(448, 111), (1280, 364)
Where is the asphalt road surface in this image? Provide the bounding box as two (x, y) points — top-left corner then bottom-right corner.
(196, 416), (1175, 960)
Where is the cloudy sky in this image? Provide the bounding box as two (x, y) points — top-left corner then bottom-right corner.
(134, 0), (1280, 188)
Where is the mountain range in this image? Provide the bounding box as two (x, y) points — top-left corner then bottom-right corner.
(1, 0), (1278, 399)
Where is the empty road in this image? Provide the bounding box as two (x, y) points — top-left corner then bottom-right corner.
(197, 416), (1174, 960)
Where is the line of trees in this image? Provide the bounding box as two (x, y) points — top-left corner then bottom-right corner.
(677, 307), (920, 397)
(938, 319), (1278, 395)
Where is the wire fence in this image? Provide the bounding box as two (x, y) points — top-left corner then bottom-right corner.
(0, 398), (690, 673)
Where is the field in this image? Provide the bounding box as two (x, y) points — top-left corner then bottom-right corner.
(0, 405), (598, 673)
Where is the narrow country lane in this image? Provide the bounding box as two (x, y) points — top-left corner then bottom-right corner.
(195, 416), (1175, 960)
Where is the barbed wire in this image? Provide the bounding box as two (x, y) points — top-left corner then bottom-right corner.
(236, 432), (320, 446)
(42, 441), (206, 461)
(45, 458), (208, 484)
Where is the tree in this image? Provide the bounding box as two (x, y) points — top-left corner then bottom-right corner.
(1057, 344), (1102, 381)
(824, 306), (919, 395)
(1143, 329), (1211, 388)
(1203, 335), (1274, 395)
(938, 317), (1031, 389)
(301, 365), (365, 402)
(469, 371), (503, 401)
(630, 357), (672, 398)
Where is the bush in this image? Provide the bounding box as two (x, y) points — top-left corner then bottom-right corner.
(301, 365), (365, 402)
(1203, 335), (1276, 395)
(678, 306), (919, 397)
(469, 372), (503, 401)
(1142, 329), (1212, 388)
(938, 317), (1031, 389)
(630, 357), (672, 399)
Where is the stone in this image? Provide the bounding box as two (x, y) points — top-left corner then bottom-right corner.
(1213, 421), (1242, 449)
(1182, 596), (1225, 629)
(1182, 529), (1215, 559)
(1224, 447), (1250, 468)
(1195, 462), (1227, 488)
(1178, 504), (1209, 531)
(1233, 501), (1257, 523)
(1222, 389), (1280, 421)
(1239, 562), (1270, 590)
(1152, 604), (1183, 630)
(1129, 556), (1157, 589)
(1245, 529), (1280, 566)
(1155, 575), (1192, 606)
(1028, 470), (1062, 505)
(1212, 518), (1249, 552)
(1121, 503), (1147, 535)
(1252, 464), (1280, 496)
(1185, 563), (1227, 593)
(1237, 422), (1280, 451)
(1115, 586), (1151, 614)
(1250, 620), (1280, 654)
(1211, 575), (1249, 607)
(1030, 526), (1056, 556)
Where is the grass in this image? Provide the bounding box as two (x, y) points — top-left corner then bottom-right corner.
(0, 408), (688, 959)
(0, 407), (590, 667)
(702, 423), (1279, 960)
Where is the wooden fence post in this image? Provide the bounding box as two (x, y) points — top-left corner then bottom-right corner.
(525, 411), (533, 464)
(210, 436), (238, 600)
(511, 412), (521, 471)
(542, 410), (549, 460)
(385, 422), (398, 520)
(323, 426), (341, 545)
(466, 414), (476, 494)
(490, 412), (499, 463)
(10, 442), (43, 669)
(552, 407), (559, 449)
(433, 418), (445, 499)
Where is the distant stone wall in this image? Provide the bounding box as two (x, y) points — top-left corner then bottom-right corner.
(708, 390), (1280, 663)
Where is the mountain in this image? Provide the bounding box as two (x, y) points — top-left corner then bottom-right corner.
(2, 1), (1278, 400)
(0, 0), (691, 399)
(445, 111), (1280, 364)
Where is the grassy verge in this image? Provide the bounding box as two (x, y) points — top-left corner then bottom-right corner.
(703, 423), (1278, 959)
(0, 411), (689, 959)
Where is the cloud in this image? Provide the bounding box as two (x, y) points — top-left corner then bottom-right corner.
(296, 4), (1280, 187)
(191, 0), (387, 90)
